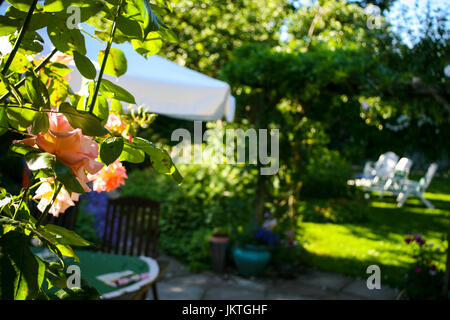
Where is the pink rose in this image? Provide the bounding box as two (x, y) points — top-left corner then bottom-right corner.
(33, 178), (79, 217)
(88, 159), (128, 193)
(15, 111), (103, 193)
(105, 114), (127, 136)
(50, 52), (73, 65)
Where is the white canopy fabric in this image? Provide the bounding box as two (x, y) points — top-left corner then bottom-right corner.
(69, 55), (235, 122)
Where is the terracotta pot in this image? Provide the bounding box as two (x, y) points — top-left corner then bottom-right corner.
(210, 234), (230, 274)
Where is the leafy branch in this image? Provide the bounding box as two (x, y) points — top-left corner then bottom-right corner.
(89, 1), (124, 114)
(1, 0), (39, 75)
(0, 48), (58, 104)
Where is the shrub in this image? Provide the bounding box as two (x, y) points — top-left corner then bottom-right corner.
(300, 147), (354, 199)
(120, 163), (257, 271)
(297, 197), (369, 224)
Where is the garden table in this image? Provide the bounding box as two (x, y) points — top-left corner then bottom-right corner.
(33, 247), (159, 299)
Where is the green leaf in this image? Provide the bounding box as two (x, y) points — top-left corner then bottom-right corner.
(6, 106), (38, 131)
(0, 16), (19, 36)
(100, 137), (124, 166)
(73, 51), (96, 80)
(43, 0), (66, 12)
(99, 79), (136, 104)
(25, 73), (50, 108)
(110, 99), (123, 114)
(131, 36), (162, 58)
(25, 151), (56, 171)
(31, 111), (49, 135)
(7, 51), (33, 74)
(92, 95), (109, 125)
(98, 48), (127, 77)
(119, 141), (145, 164)
(0, 107), (8, 136)
(59, 102), (107, 137)
(129, 0), (160, 37)
(20, 30), (44, 54)
(0, 231), (45, 300)
(9, 143), (36, 156)
(55, 244), (79, 262)
(116, 15), (143, 40)
(44, 224), (91, 247)
(47, 20), (86, 55)
(134, 137), (183, 184)
(53, 159), (85, 195)
(5, 0), (39, 12)
(5, 6), (52, 31)
(46, 62), (72, 78)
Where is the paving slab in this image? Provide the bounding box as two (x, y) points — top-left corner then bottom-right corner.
(265, 292), (316, 300)
(164, 273), (213, 286)
(204, 283), (265, 300)
(296, 270), (354, 291)
(341, 279), (399, 300)
(266, 280), (337, 300)
(158, 254), (190, 280)
(155, 281), (205, 300)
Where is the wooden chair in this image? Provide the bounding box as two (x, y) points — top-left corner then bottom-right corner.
(100, 196), (168, 300)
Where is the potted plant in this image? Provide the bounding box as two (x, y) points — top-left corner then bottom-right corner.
(231, 216), (278, 277)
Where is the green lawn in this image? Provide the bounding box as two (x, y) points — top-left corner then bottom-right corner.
(298, 176), (450, 289)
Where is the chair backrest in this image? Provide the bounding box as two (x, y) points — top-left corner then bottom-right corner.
(101, 196), (161, 258)
(376, 152), (399, 179)
(393, 157), (413, 178)
(422, 163), (438, 189)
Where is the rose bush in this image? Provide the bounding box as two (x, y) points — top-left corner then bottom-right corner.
(0, 0), (181, 300)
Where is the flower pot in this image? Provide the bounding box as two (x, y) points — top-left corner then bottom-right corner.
(232, 245), (271, 277)
(210, 234), (230, 274)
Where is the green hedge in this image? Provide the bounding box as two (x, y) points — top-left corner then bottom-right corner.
(121, 163), (257, 271)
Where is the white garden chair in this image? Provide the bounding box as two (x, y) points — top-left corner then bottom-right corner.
(361, 152), (399, 192)
(396, 163), (438, 209)
(379, 157), (414, 198)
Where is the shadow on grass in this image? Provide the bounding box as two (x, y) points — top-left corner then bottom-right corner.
(299, 177), (450, 289)
(302, 249), (410, 289)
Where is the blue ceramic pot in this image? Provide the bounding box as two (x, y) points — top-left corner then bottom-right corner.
(232, 245), (271, 277)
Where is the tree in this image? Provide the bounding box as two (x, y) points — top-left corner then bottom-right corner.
(159, 0), (295, 77)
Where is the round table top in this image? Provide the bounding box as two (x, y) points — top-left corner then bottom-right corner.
(33, 247), (159, 299)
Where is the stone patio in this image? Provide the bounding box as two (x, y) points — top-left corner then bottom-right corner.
(146, 255), (400, 300)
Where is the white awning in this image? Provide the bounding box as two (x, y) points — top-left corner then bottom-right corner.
(69, 55), (235, 122)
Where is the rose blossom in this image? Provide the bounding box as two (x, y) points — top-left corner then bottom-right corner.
(15, 111), (103, 192)
(34, 178), (79, 217)
(50, 52), (73, 65)
(88, 159), (128, 193)
(105, 113), (127, 136)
